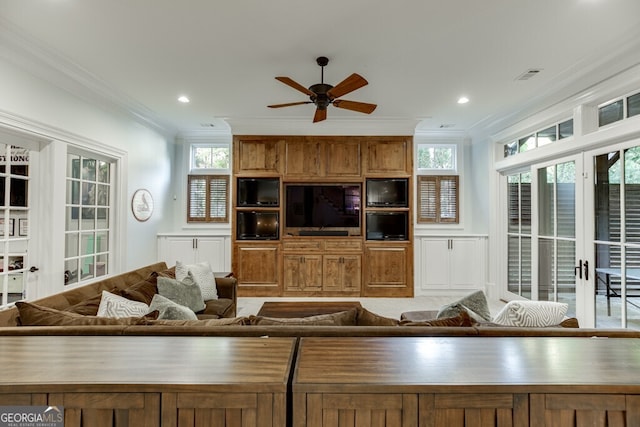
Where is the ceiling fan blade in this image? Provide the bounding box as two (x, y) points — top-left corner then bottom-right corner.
(268, 101), (313, 108)
(332, 99), (377, 114)
(326, 73), (368, 99)
(275, 77), (315, 97)
(313, 108), (327, 123)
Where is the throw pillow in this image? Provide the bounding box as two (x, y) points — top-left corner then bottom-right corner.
(436, 290), (492, 322)
(146, 317), (249, 326)
(121, 278), (158, 304)
(148, 294), (197, 321)
(64, 288), (122, 316)
(15, 301), (157, 326)
(492, 300), (569, 327)
(97, 290), (150, 318)
(401, 311), (476, 327)
(175, 261), (218, 301)
(157, 273), (206, 313)
(248, 308), (358, 326)
(356, 307), (399, 326)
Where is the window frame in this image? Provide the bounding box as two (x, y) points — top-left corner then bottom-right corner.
(416, 143), (458, 174)
(189, 142), (231, 173)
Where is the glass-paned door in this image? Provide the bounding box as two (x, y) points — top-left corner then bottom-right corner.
(0, 144), (31, 307)
(590, 143), (640, 328)
(505, 156), (584, 321)
(536, 161), (579, 316)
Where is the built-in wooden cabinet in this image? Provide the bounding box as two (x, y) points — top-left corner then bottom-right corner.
(232, 135), (413, 297)
(235, 137), (282, 174)
(363, 244), (412, 297)
(234, 243), (281, 296)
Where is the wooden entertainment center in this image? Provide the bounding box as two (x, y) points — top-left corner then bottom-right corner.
(232, 135), (413, 297)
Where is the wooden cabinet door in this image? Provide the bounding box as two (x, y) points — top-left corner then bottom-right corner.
(234, 245), (280, 295)
(530, 394), (640, 427)
(365, 139), (410, 174)
(363, 246), (412, 297)
(419, 393), (528, 427)
(235, 138), (281, 173)
(284, 255), (322, 292)
(284, 140), (322, 176)
(323, 255), (361, 292)
(325, 141), (361, 177)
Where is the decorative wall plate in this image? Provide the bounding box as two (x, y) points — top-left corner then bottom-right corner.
(131, 189), (154, 222)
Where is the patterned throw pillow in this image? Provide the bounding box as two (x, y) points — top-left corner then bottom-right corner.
(175, 261), (218, 301)
(436, 290), (493, 322)
(492, 300), (568, 327)
(97, 290), (150, 318)
(157, 273), (206, 313)
(148, 294), (197, 320)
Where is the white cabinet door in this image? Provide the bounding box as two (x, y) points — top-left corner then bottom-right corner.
(419, 237), (485, 291)
(193, 238), (227, 271)
(158, 237), (197, 267)
(158, 236), (229, 271)
(449, 239), (479, 289)
(421, 238), (451, 289)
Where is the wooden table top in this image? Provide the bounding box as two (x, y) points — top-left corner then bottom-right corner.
(257, 301), (362, 318)
(0, 336), (296, 393)
(293, 337), (640, 394)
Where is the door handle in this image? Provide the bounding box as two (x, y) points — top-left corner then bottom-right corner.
(583, 260), (589, 281)
(574, 260), (589, 281)
(574, 260), (582, 279)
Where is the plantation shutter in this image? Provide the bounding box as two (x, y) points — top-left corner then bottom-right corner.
(187, 175), (229, 223)
(417, 175), (459, 224)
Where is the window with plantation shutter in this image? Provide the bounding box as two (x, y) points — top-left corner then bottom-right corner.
(417, 175), (459, 223)
(187, 175), (229, 223)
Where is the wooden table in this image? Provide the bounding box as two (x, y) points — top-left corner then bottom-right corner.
(293, 336), (640, 427)
(0, 336), (296, 427)
(256, 300), (362, 318)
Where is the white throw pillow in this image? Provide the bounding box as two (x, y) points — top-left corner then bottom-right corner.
(175, 261), (218, 301)
(493, 300), (568, 327)
(97, 290), (149, 318)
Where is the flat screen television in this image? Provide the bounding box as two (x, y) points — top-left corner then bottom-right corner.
(285, 184), (361, 230)
(237, 178), (279, 207)
(366, 178), (408, 207)
(236, 211), (279, 240)
(366, 211), (408, 240)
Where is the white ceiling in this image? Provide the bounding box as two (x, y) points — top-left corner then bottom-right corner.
(2, 0), (640, 137)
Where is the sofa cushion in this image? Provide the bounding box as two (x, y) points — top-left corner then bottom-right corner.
(248, 309), (358, 326)
(356, 307), (399, 326)
(492, 300), (569, 327)
(176, 261), (218, 300)
(198, 298), (233, 318)
(437, 290), (492, 322)
(97, 291), (150, 318)
(401, 311), (476, 327)
(157, 273), (206, 313)
(146, 317), (249, 326)
(149, 294), (197, 321)
(121, 278), (158, 305)
(15, 301), (157, 326)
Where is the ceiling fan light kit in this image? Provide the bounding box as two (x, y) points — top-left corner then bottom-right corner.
(268, 56), (377, 122)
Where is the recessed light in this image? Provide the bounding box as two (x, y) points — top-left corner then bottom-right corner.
(178, 95), (190, 103)
(457, 96), (469, 104)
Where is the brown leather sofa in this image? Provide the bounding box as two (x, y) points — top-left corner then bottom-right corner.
(0, 262), (237, 327)
(1, 262), (639, 339)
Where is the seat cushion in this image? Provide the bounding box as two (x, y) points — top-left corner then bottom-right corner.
(198, 298), (233, 318)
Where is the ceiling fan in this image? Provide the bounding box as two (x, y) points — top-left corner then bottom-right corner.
(268, 56), (377, 123)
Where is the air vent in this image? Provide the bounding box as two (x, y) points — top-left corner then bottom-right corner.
(200, 123), (216, 127)
(439, 124), (455, 129)
(516, 68), (543, 81)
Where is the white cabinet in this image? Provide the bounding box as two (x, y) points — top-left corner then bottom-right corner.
(418, 236), (486, 292)
(157, 235), (231, 272)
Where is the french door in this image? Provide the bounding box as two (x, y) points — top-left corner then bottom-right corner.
(585, 140), (640, 328)
(506, 154), (586, 320)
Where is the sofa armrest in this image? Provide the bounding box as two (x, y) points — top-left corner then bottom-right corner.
(215, 277), (237, 304)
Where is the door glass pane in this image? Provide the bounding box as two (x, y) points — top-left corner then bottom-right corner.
(521, 236), (532, 299)
(538, 167), (555, 236)
(508, 175), (520, 233)
(508, 236), (520, 294)
(626, 247), (640, 330)
(595, 243), (623, 328)
(594, 152), (621, 242)
(557, 239), (576, 316)
(625, 147), (640, 244)
(521, 172), (532, 234)
(557, 162), (576, 238)
(538, 238), (555, 302)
